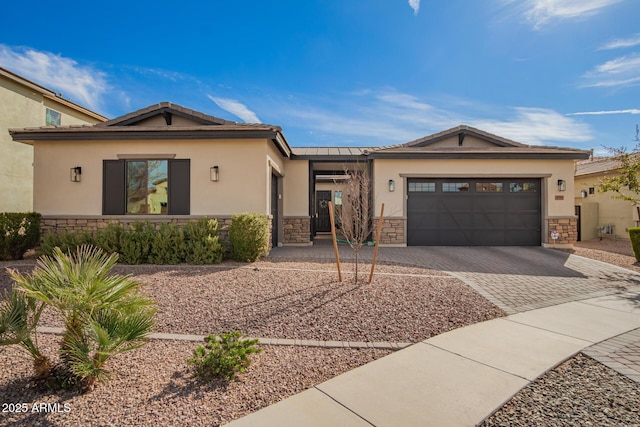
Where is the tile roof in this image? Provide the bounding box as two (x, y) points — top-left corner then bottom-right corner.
(575, 157), (621, 176)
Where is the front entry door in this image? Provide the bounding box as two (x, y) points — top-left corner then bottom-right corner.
(315, 191), (332, 232)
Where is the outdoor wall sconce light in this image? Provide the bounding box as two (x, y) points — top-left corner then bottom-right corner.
(581, 190), (588, 198)
(557, 179), (566, 192)
(210, 165), (219, 182)
(389, 179), (395, 192)
(70, 166), (82, 182)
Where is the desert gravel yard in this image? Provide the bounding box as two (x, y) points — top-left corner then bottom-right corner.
(0, 259), (504, 426)
(125, 260), (504, 342)
(0, 334), (390, 427)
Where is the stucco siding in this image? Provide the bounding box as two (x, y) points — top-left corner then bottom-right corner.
(33, 138), (271, 216)
(283, 159), (309, 216)
(575, 175), (635, 240)
(1, 74), (103, 212)
(373, 158), (576, 219)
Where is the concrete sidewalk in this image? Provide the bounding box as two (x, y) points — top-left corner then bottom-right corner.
(226, 292), (640, 427)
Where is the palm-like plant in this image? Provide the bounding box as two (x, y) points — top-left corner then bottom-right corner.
(0, 288), (50, 377)
(10, 245), (156, 390)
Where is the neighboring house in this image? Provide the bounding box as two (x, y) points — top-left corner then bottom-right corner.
(10, 102), (590, 248)
(574, 157), (637, 241)
(0, 67), (107, 212)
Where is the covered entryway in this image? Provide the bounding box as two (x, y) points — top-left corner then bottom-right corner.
(407, 178), (541, 246)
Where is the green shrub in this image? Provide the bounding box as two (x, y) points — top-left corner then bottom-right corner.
(38, 230), (93, 257)
(183, 218), (224, 265)
(93, 223), (123, 255)
(149, 222), (186, 264)
(11, 245), (156, 391)
(229, 213), (269, 262)
(629, 227), (640, 261)
(119, 222), (156, 264)
(0, 213), (41, 260)
(187, 331), (262, 381)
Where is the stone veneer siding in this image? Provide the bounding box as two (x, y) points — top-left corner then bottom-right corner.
(546, 216), (578, 244)
(40, 215), (273, 250)
(374, 218), (406, 245)
(283, 216), (311, 244)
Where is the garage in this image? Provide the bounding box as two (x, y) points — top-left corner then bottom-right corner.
(407, 178), (541, 246)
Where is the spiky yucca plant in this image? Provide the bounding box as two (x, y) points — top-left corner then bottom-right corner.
(10, 245), (156, 390)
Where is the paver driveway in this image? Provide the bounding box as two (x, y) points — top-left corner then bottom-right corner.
(269, 244), (640, 314)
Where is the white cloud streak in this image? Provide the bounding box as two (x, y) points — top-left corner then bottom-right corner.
(408, 0), (420, 15)
(0, 45), (108, 111)
(582, 53), (640, 88)
(508, 0), (624, 29)
(207, 95), (260, 123)
(568, 109), (640, 116)
(469, 107), (593, 145)
(281, 89), (592, 147)
(599, 33), (640, 50)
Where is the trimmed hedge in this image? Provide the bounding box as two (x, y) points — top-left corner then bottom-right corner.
(229, 213), (269, 262)
(39, 218), (226, 265)
(0, 212), (41, 260)
(628, 227), (640, 261)
(183, 218), (224, 265)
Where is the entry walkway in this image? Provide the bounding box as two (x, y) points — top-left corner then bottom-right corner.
(227, 292), (640, 427)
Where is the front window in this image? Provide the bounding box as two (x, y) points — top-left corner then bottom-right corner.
(126, 160), (168, 214)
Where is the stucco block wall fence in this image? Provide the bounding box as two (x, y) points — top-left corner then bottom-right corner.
(40, 216), (274, 251)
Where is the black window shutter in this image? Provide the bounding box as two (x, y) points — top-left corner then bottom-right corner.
(103, 160), (125, 215)
(168, 159), (190, 215)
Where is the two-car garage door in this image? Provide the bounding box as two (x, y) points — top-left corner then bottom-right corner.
(407, 178), (541, 246)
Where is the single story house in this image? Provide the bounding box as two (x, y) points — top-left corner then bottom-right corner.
(10, 102), (590, 247)
(574, 157), (637, 241)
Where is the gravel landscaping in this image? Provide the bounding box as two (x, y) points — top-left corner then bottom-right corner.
(2, 242), (639, 426)
(0, 334), (390, 427)
(0, 259), (504, 426)
(482, 353), (640, 426)
(573, 238), (640, 273)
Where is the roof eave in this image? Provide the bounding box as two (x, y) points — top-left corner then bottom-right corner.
(369, 151), (591, 160)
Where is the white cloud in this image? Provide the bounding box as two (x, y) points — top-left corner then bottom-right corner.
(278, 89), (591, 147)
(207, 95), (260, 123)
(599, 33), (640, 50)
(470, 107), (593, 145)
(376, 91), (433, 111)
(512, 0), (623, 29)
(408, 0), (420, 15)
(568, 109), (640, 116)
(0, 45), (108, 111)
(582, 53), (640, 88)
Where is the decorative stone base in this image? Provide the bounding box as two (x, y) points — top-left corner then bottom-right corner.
(373, 217), (405, 245)
(40, 215), (272, 249)
(546, 216), (578, 245)
(283, 216), (311, 244)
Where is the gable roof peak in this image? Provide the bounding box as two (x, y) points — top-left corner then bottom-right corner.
(402, 124), (529, 148)
(97, 102), (239, 127)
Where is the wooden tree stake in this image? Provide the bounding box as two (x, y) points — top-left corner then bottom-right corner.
(368, 203), (385, 284)
(328, 201), (342, 282)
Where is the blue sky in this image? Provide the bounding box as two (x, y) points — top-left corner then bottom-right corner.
(1, 0), (638, 153)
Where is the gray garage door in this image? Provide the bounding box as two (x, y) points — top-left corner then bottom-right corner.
(407, 178), (541, 246)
